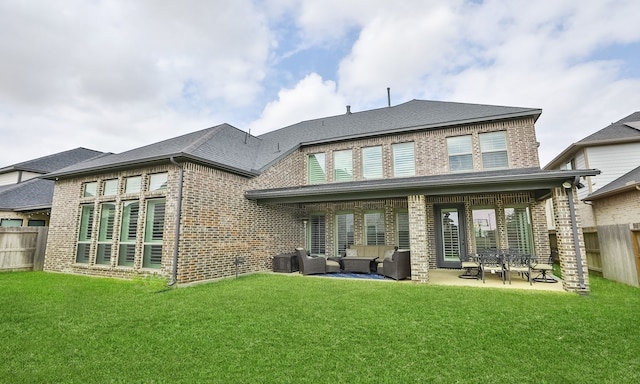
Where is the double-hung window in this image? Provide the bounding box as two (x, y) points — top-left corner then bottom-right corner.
(335, 213), (354, 256)
(309, 214), (326, 255)
(504, 206), (533, 254)
(333, 150), (353, 182)
(364, 211), (385, 245)
(143, 198), (165, 268)
(76, 204), (95, 263)
(96, 203), (116, 265)
(362, 146), (383, 179)
(392, 142), (415, 177)
(308, 153), (326, 184)
(396, 211), (410, 249)
(447, 135), (473, 172)
(480, 131), (508, 169)
(118, 201), (139, 267)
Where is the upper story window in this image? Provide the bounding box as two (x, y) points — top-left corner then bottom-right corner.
(83, 182), (97, 197)
(102, 179), (118, 196)
(125, 176), (142, 194)
(308, 153), (326, 184)
(0, 218), (23, 227)
(362, 146), (383, 179)
(479, 131), (508, 170)
(333, 150), (353, 182)
(149, 173), (168, 191)
(447, 135), (473, 172)
(392, 142), (415, 177)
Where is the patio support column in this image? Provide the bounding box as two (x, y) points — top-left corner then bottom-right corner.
(408, 195), (429, 283)
(552, 186), (590, 294)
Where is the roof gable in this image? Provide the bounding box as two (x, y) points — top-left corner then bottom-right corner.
(585, 164), (640, 200)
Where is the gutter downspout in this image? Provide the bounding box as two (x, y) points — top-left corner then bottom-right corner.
(565, 177), (587, 293)
(168, 157), (184, 287)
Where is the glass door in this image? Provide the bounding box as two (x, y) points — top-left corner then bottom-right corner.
(435, 205), (467, 268)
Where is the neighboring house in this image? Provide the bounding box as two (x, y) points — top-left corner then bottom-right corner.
(43, 100), (597, 293)
(582, 165), (640, 287)
(544, 111), (640, 286)
(0, 148), (105, 227)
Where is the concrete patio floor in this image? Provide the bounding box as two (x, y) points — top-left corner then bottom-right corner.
(428, 269), (566, 292)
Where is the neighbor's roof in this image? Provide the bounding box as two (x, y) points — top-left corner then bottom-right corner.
(544, 111), (640, 169)
(584, 164), (640, 201)
(0, 178), (54, 211)
(0, 147), (104, 174)
(44, 99), (542, 179)
(245, 168), (600, 204)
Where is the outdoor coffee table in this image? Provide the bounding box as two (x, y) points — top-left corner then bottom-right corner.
(341, 256), (378, 274)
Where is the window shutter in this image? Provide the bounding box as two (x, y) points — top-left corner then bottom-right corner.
(396, 211), (410, 249)
(308, 153), (326, 184)
(447, 135), (473, 172)
(480, 131), (508, 169)
(333, 150), (353, 182)
(336, 213), (354, 255)
(392, 142), (415, 177)
(505, 207), (533, 254)
(362, 146), (383, 179)
(309, 215), (326, 255)
(364, 212), (385, 245)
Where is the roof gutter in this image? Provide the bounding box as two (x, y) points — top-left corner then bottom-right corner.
(168, 157), (183, 287)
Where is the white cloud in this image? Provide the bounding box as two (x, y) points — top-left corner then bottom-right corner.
(249, 73), (346, 135)
(0, 0), (272, 164)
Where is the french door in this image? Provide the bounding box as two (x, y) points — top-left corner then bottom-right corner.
(435, 204), (467, 268)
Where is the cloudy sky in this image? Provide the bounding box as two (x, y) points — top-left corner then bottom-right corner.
(1, 0), (639, 168)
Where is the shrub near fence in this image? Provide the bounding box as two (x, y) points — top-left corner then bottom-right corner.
(0, 227), (48, 271)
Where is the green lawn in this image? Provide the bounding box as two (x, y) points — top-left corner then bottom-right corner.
(1, 272), (638, 383)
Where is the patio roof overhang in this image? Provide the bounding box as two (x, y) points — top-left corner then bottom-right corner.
(245, 168), (600, 204)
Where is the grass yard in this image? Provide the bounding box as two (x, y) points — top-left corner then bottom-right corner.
(1, 272), (639, 383)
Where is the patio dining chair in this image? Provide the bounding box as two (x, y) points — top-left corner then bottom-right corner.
(478, 251), (505, 284)
(531, 252), (557, 283)
(505, 253), (532, 285)
(458, 253), (480, 279)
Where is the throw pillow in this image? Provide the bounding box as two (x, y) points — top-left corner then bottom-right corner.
(346, 249), (357, 257)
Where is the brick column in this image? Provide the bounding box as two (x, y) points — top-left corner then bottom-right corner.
(552, 186), (590, 294)
(408, 195), (429, 283)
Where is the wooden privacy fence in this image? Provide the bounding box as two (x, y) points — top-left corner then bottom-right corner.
(0, 227), (48, 272)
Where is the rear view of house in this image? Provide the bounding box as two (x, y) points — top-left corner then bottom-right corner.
(43, 100), (597, 293)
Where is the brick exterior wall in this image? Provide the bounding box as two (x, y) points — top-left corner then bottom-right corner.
(45, 115), (558, 287)
(591, 189), (640, 226)
(45, 162), (303, 284)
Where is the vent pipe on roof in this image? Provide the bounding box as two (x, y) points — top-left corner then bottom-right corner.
(346, 105), (351, 114)
(387, 87), (391, 107)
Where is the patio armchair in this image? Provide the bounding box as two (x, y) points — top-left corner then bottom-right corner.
(379, 249), (411, 280)
(531, 252), (557, 283)
(505, 252), (532, 285)
(295, 248), (341, 275)
(477, 250), (505, 284)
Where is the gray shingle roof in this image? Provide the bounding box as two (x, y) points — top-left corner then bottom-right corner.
(44, 99), (542, 179)
(45, 124), (262, 178)
(0, 178), (54, 210)
(578, 112), (640, 143)
(253, 99), (541, 170)
(585, 164), (640, 200)
(0, 147), (104, 174)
